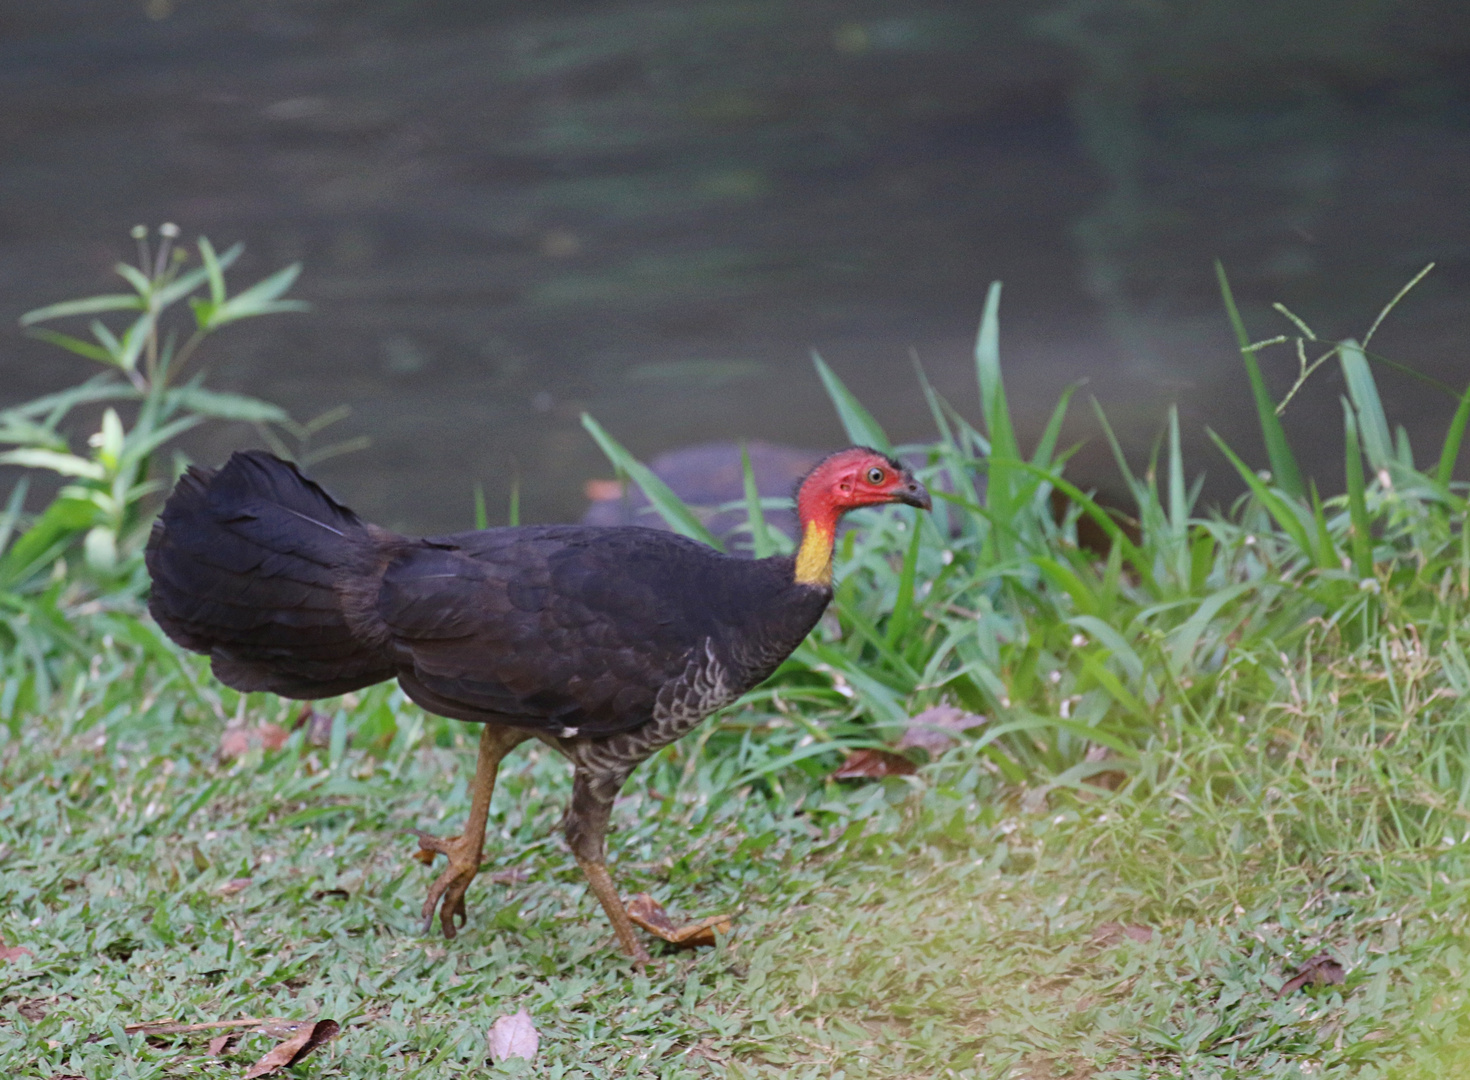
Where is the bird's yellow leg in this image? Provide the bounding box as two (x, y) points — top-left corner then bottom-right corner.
(413, 725), (527, 939)
(577, 857), (652, 966)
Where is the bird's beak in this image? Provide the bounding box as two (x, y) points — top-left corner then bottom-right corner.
(895, 476), (932, 511)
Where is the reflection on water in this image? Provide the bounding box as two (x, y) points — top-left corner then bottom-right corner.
(1, 0), (1466, 531)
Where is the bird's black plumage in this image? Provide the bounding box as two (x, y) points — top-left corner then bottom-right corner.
(147, 451), (830, 738)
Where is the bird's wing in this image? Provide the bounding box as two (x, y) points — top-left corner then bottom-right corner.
(375, 528), (713, 736)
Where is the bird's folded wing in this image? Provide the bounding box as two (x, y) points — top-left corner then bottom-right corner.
(374, 536), (690, 736)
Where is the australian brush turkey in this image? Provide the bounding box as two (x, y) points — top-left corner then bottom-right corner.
(146, 446), (930, 962)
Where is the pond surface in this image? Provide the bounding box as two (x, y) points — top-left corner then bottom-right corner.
(2, 1), (1467, 531)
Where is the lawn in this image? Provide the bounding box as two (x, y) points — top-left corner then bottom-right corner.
(3, 608), (1470, 1078)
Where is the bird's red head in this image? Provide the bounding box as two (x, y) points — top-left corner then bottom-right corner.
(793, 447), (931, 585)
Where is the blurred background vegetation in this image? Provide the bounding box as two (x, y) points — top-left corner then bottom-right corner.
(1, 0), (1467, 528)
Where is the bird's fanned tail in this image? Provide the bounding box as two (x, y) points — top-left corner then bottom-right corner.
(145, 450), (395, 698)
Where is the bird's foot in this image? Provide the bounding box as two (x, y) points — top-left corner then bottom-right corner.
(625, 893), (733, 949)
(411, 829), (480, 939)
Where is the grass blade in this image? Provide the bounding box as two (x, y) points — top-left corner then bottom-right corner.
(1436, 381), (1470, 488)
(1215, 260), (1304, 499)
(1339, 339), (1393, 473)
(1207, 429), (1313, 559)
(1308, 481), (1339, 571)
(1166, 406), (1187, 543)
(975, 282), (1029, 558)
(883, 514), (924, 648)
(581, 414), (721, 549)
(811, 351), (891, 451)
(1017, 463), (1158, 593)
(1166, 583), (1250, 677)
(740, 443), (775, 558)
(975, 281), (1020, 462)
(0, 477), (30, 556)
(1342, 398), (1373, 578)
(1031, 382), (1080, 470)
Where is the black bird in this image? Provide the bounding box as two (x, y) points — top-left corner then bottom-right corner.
(145, 446), (930, 962)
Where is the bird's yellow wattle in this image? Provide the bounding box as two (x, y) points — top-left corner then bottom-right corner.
(793, 520), (835, 585)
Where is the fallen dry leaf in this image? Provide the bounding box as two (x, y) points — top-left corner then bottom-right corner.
(242, 1019), (339, 1079)
(0, 936), (34, 963)
(1082, 744), (1128, 790)
(218, 727), (250, 760)
(1092, 922), (1154, 946)
(487, 1008), (539, 1064)
(208, 1033), (241, 1056)
(625, 893), (732, 948)
(894, 705), (986, 756)
(1278, 952), (1346, 997)
(831, 748), (917, 779)
(218, 723), (289, 761)
(257, 722), (289, 752)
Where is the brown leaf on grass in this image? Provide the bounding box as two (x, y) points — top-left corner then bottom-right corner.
(208, 1033), (241, 1056)
(257, 722), (289, 752)
(685, 1038), (728, 1065)
(1083, 744), (1127, 791)
(894, 705), (986, 756)
(219, 727), (251, 760)
(1092, 922), (1154, 946)
(241, 1019), (339, 1078)
(0, 936), (34, 963)
(1277, 952), (1346, 997)
(487, 1008), (539, 1064)
(218, 723), (289, 761)
(625, 893), (732, 948)
(831, 748), (916, 779)
(218, 877), (253, 895)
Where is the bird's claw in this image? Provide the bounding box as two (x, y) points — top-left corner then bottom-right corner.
(410, 829), (479, 939)
(411, 828), (454, 863)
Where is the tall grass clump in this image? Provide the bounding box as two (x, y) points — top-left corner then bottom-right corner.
(0, 227), (348, 703)
(591, 269), (1470, 864)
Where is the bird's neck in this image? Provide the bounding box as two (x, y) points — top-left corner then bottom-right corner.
(793, 491), (839, 586)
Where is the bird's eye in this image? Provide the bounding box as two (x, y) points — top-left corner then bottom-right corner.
(867, 467), (885, 484)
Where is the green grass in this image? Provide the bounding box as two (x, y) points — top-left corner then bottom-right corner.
(4, 610), (1470, 1078)
(6, 267), (1470, 1077)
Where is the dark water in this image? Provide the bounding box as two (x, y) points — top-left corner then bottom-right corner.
(2, 1), (1467, 532)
